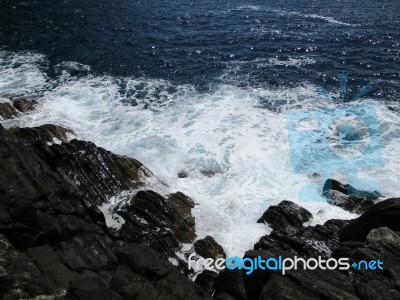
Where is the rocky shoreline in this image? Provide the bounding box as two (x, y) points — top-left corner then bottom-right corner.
(1, 107), (400, 299)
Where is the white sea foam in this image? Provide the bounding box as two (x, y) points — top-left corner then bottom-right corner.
(1, 51), (399, 257)
(0, 51), (48, 100)
(268, 57), (316, 67)
(269, 8), (354, 26)
(228, 5), (354, 26)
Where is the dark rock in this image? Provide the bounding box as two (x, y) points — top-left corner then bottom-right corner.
(113, 190), (196, 256)
(167, 191), (195, 225)
(57, 233), (118, 271)
(215, 292), (240, 300)
(110, 264), (163, 300)
(214, 270), (247, 300)
(0, 124), (209, 299)
(259, 273), (319, 300)
(27, 244), (74, 290)
(47, 139), (156, 208)
(195, 270), (218, 297)
(247, 199), (400, 300)
(245, 238), (358, 300)
(115, 243), (209, 299)
(333, 227), (400, 299)
(257, 200), (312, 233)
(12, 97), (38, 113)
(67, 277), (123, 300)
(9, 124), (73, 145)
(178, 171), (188, 178)
(0, 234), (59, 299)
(323, 179), (381, 213)
(327, 191), (376, 214)
(194, 236), (226, 260)
(0, 103), (18, 119)
(339, 198), (400, 242)
(255, 202), (350, 258)
(201, 170), (216, 177)
(259, 268), (358, 300)
(243, 249), (279, 299)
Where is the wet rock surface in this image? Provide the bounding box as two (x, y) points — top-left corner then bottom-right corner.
(0, 103), (18, 119)
(9, 124), (74, 145)
(11, 97), (38, 113)
(0, 98), (37, 120)
(2, 121), (400, 300)
(323, 178), (381, 213)
(111, 189), (197, 257)
(257, 200), (312, 233)
(0, 124), (209, 299)
(211, 195), (400, 300)
(194, 236), (226, 260)
(339, 197), (400, 242)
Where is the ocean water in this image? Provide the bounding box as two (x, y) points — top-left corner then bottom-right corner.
(0, 0), (399, 256)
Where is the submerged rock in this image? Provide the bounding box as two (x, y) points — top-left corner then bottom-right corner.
(0, 98), (37, 121)
(178, 170), (189, 178)
(11, 97), (38, 113)
(0, 103), (18, 120)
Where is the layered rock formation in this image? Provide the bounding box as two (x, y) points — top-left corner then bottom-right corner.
(209, 197), (400, 300)
(1, 119), (400, 300)
(0, 124), (209, 299)
(0, 97), (37, 120)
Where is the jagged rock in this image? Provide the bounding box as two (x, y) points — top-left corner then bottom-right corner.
(214, 270), (247, 300)
(245, 234), (357, 299)
(195, 270), (218, 297)
(57, 233), (118, 271)
(339, 198), (400, 242)
(254, 218), (350, 258)
(242, 248), (281, 299)
(27, 245), (74, 290)
(12, 97), (38, 113)
(0, 234), (61, 300)
(333, 227), (400, 299)
(259, 268), (358, 300)
(67, 277), (123, 300)
(242, 199), (400, 300)
(115, 243), (209, 299)
(112, 190), (196, 256)
(327, 190), (376, 214)
(0, 103), (18, 119)
(50, 140), (156, 208)
(9, 124), (73, 145)
(323, 179), (381, 213)
(0, 124), (209, 299)
(167, 192), (196, 226)
(194, 236), (226, 259)
(257, 200), (312, 233)
(259, 273), (319, 300)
